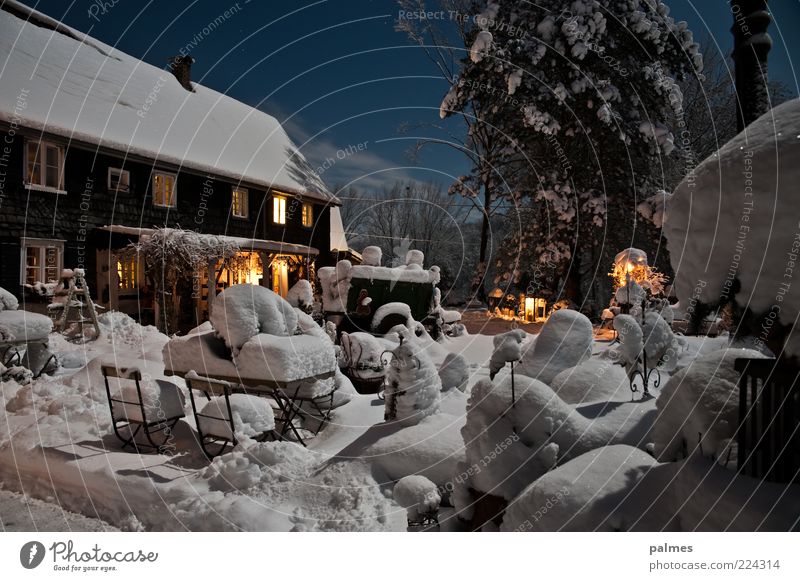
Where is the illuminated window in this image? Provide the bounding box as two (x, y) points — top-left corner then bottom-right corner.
(108, 167), (130, 193)
(273, 194), (286, 224)
(232, 187), (249, 218)
(301, 202), (313, 227)
(117, 257), (139, 291)
(21, 239), (63, 285)
(25, 140), (64, 191)
(152, 171), (177, 207)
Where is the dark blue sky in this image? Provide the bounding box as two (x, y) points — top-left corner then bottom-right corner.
(16, 0), (800, 194)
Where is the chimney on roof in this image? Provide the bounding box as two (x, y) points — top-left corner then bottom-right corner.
(168, 55), (195, 92)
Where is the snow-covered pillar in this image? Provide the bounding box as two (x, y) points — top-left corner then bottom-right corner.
(207, 259), (217, 316)
(731, 0), (772, 131)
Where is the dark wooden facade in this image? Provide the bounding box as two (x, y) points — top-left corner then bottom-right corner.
(0, 124), (335, 317)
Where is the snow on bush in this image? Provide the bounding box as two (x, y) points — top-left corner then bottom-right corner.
(209, 284), (298, 355)
(550, 358), (630, 404)
(517, 309), (593, 384)
(0, 286), (19, 311)
(459, 372), (654, 507)
(393, 475), (440, 521)
(438, 351), (469, 392)
(489, 329), (525, 379)
(383, 332), (441, 426)
(470, 30), (493, 63)
(651, 348), (765, 462)
(642, 311), (679, 368)
(664, 98), (800, 354)
(285, 280), (313, 312)
(368, 413), (465, 488)
(197, 394), (275, 440)
(501, 445), (666, 532)
(612, 313), (643, 369)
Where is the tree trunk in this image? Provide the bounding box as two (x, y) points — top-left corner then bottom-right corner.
(731, 0), (772, 131)
(472, 179), (492, 303)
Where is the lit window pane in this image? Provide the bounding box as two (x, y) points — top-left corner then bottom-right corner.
(273, 195), (286, 224)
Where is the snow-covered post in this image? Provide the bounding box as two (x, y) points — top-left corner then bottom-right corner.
(489, 329), (526, 404)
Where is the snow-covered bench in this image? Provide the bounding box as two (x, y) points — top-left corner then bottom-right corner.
(163, 329), (340, 450)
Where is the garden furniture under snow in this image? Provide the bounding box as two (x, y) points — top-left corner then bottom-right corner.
(0, 309), (57, 378)
(164, 333), (339, 449)
(184, 374), (277, 459)
(101, 363), (186, 454)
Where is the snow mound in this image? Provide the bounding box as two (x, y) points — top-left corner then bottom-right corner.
(107, 374), (185, 424)
(664, 98), (800, 355)
(393, 475), (441, 521)
(0, 310), (53, 341)
(209, 285), (298, 355)
(236, 334), (337, 384)
(0, 286), (19, 311)
(652, 348), (766, 462)
(203, 440), (310, 493)
(197, 394), (275, 440)
(361, 246), (382, 266)
(501, 445), (666, 532)
(517, 310), (593, 384)
(367, 413), (465, 488)
(550, 358), (630, 404)
(438, 352), (470, 392)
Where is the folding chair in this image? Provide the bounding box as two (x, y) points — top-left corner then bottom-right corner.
(185, 373), (281, 459)
(102, 365), (185, 454)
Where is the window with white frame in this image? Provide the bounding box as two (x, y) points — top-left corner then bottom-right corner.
(273, 193), (287, 224)
(108, 167), (130, 193)
(232, 187), (249, 218)
(21, 239), (63, 286)
(25, 140), (65, 191)
(152, 171), (177, 207)
(301, 202), (313, 227)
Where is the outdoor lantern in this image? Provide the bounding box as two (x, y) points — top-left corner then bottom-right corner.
(611, 248), (649, 290)
(522, 294), (547, 322)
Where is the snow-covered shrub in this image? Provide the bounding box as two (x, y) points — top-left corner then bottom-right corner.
(517, 309), (593, 384)
(384, 332), (441, 426)
(285, 280), (313, 312)
(438, 352), (469, 392)
(0, 286), (19, 311)
(489, 329), (525, 379)
(209, 284), (298, 355)
(642, 311), (679, 369)
(393, 475), (441, 522)
(651, 348), (765, 462)
(550, 358), (629, 404)
(611, 314), (643, 369)
(501, 445), (664, 532)
(404, 249), (425, 269)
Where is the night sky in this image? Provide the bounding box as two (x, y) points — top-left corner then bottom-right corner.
(14, 0), (800, 194)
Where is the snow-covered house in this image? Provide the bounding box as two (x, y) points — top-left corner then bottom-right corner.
(0, 1), (346, 324)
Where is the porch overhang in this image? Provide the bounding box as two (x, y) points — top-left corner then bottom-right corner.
(98, 225), (320, 257)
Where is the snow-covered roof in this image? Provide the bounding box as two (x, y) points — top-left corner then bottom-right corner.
(100, 225), (319, 256)
(0, 1), (336, 204)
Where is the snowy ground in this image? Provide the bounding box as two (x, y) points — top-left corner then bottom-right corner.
(0, 311), (795, 531)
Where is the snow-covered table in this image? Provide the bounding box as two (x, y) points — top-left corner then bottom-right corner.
(0, 310), (56, 377)
(162, 330), (339, 454)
